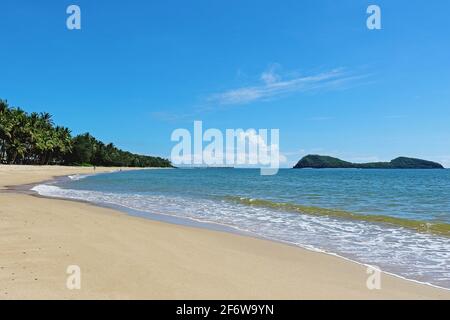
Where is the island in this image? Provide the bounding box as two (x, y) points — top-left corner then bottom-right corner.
(293, 155), (444, 169)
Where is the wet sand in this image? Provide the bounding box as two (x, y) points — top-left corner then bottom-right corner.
(1, 165), (449, 299)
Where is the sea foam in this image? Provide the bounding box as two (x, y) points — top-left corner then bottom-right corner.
(31, 182), (450, 289)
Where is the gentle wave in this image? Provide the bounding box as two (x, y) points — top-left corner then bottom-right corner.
(68, 174), (92, 181)
(31, 183), (450, 289)
(224, 196), (450, 237)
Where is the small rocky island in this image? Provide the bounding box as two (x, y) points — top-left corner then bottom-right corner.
(294, 155), (444, 169)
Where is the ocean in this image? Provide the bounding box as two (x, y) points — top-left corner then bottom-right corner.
(32, 168), (450, 289)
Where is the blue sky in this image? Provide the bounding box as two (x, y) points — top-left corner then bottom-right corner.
(1, 0), (449, 167)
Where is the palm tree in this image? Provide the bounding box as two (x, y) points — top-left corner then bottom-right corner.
(0, 98), (172, 167)
(5, 108), (29, 163)
(0, 100), (10, 162)
(52, 126), (72, 164)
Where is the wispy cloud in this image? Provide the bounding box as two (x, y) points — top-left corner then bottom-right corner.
(206, 66), (363, 106)
(152, 65), (368, 123)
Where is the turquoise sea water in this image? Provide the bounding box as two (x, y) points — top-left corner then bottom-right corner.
(33, 168), (450, 288)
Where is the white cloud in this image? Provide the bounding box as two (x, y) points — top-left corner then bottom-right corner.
(207, 67), (359, 106)
(232, 130), (287, 165)
(260, 64), (281, 84)
(171, 129), (287, 167)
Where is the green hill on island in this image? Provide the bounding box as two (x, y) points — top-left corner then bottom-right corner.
(293, 155), (444, 169)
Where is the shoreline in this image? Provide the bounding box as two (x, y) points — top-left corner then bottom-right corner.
(28, 175), (450, 293)
(1, 165), (449, 299)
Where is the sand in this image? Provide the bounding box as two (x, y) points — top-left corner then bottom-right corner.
(0, 165), (449, 299)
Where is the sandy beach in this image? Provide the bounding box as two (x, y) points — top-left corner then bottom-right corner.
(0, 165), (449, 300)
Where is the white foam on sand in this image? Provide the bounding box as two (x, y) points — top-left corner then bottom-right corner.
(31, 183), (450, 290)
(68, 174), (93, 181)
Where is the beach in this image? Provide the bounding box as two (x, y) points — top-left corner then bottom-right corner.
(0, 165), (449, 300)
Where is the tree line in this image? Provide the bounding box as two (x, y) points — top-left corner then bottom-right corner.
(0, 99), (172, 167)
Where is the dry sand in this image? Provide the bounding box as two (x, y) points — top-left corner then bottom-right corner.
(0, 165), (449, 299)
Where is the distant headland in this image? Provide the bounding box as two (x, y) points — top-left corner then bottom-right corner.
(293, 155), (444, 169)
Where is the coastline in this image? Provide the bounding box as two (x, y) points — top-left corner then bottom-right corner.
(1, 165), (449, 299)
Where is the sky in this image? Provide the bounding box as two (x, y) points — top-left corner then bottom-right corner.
(1, 0), (449, 167)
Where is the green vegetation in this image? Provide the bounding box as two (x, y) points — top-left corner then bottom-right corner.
(0, 99), (172, 167)
(294, 155), (444, 169)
